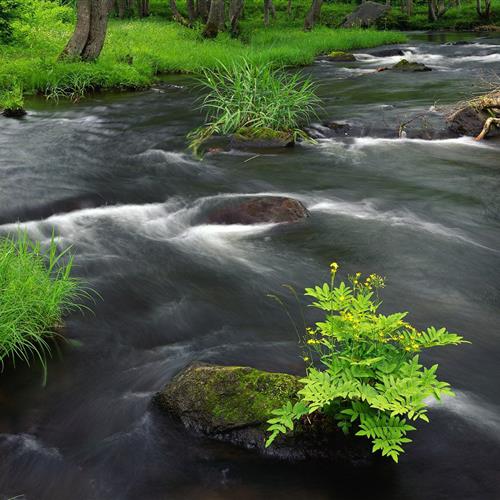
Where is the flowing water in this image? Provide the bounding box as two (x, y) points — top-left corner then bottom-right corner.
(0, 32), (499, 500)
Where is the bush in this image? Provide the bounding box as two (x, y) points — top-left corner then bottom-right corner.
(0, 232), (85, 378)
(0, 0), (20, 43)
(187, 59), (321, 153)
(266, 263), (467, 462)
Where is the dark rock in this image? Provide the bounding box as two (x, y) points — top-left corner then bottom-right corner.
(156, 363), (370, 460)
(444, 40), (471, 46)
(342, 1), (390, 28)
(369, 48), (407, 57)
(2, 108), (27, 118)
(305, 113), (459, 141)
(446, 104), (499, 138)
(207, 196), (309, 225)
(390, 59), (432, 72)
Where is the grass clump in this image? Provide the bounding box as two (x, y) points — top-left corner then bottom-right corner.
(0, 232), (84, 378)
(187, 59), (321, 153)
(0, 78), (25, 116)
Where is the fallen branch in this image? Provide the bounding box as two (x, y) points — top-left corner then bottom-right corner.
(475, 116), (500, 141)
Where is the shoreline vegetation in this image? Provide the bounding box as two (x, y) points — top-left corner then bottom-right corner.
(1, 0), (497, 109)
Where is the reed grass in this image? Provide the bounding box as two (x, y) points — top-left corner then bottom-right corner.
(188, 60), (321, 152)
(0, 232), (84, 379)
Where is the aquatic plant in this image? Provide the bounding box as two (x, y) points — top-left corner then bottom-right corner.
(266, 263), (467, 462)
(187, 59), (321, 153)
(0, 232), (86, 379)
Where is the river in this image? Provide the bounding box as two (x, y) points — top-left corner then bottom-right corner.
(0, 32), (499, 500)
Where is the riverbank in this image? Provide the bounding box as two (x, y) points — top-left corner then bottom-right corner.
(0, 10), (405, 104)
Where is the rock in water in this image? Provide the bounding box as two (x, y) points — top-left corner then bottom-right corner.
(446, 105), (497, 138)
(207, 196), (309, 225)
(369, 48), (407, 57)
(156, 363), (370, 460)
(342, 1), (390, 28)
(390, 59), (432, 72)
(325, 51), (356, 62)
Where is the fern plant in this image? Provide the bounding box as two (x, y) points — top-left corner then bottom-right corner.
(266, 263), (467, 462)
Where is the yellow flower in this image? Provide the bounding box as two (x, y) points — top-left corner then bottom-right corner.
(330, 262), (339, 272)
(303, 356), (310, 362)
(307, 339), (315, 345)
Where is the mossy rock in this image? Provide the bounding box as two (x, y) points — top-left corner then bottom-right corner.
(231, 127), (294, 149)
(326, 51), (356, 62)
(390, 59), (431, 72)
(156, 363), (370, 460)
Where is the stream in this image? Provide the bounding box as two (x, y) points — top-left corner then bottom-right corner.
(0, 32), (499, 500)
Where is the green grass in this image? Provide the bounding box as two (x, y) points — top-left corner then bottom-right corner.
(0, 78), (24, 112)
(0, 232), (83, 378)
(187, 60), (321, 152)
(0, 0), (406, 101)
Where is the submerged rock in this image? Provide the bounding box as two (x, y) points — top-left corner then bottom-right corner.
(342, 1), (390, 28)
(446, 99), (500, 139)
(207, 196), (309, 225)
(156, 363), (370, 460)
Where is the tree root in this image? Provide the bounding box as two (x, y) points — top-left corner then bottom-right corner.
(475, 116), (500, 141)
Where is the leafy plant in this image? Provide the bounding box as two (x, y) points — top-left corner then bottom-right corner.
(266, 263), (467, 462)
(0, 0), (20, 43)
(187, 59), (321, 154)
(0, 231), (88, 381)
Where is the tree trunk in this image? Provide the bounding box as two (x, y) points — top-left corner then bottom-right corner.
(197, 0), (210, 22)
(203, 0), (225, 38)
(229, 0), (244, 36)
(263, 0), (276, 25)
(60, 0), (92, 59)
(137, 0), (149, 17)
(304, 0), (322, 30)
(80, 0), (113, 61)
(170, 0), (189, 24)
(287, 0), (292, 17)
(428, 0), (438, 21)
(60, 0), (113, 62)
(186, 0), (197, 23)
(406, 0), (413, 16)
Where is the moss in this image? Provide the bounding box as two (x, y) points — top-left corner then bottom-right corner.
(160, 363), (301, 432)
(207, 367), (300, 425)
(234, 127), (291, 141)
(327, 51), (356, 61)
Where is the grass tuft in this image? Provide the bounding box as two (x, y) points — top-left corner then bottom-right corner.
(187, 59), (321, 153)
(0, 231), (87, 380)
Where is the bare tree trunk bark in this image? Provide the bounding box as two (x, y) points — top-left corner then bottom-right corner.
(203, 0), (225, 37)
(428, 0), (438, 21)
(186, 0), (197, 23)
(197, 0), (210, 22)
(287, 0), (292, 17)
(304, 0), (322, 30)
(60, 0), (92, 59)
(60, 0), (113, 61)
(406, 0), (413, 15)
(80, 0), (113, 61)
(229, 0), (244, 36)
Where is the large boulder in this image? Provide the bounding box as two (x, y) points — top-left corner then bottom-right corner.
(207, 196), (309, 225)
(325, 51), (356, 62)
(369, 48), (407, 57)
(384, 59), (432, 72)
(155, 363), (370, 460)
(342, 1), (390, 28)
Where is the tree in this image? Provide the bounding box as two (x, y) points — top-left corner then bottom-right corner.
(60, 0), (114, 61)
(304, 0), (322, 30)
(476, 0), (492, 20)
(202, 0), (225, 37)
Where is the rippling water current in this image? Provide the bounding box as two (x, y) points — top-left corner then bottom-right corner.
(0, 32), (499, 500)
